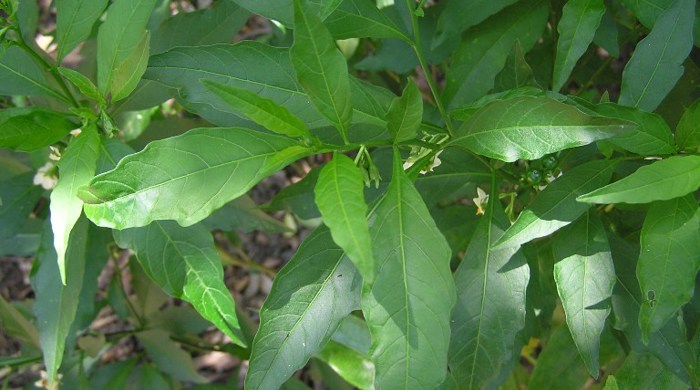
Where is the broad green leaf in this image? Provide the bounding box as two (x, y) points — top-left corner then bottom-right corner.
(448, 96), (632, 162)
(150, 1), (249, 55)
(97, 0), (157, 100)
(618, 0), (695, 112)
(638, 195), (700, 341)
(449, 199), (529, 389)
(0, 172), (43, 240)
(362, 151), (455, 389)
(245, 227), (360, 389)
(0, 108), (76, 152)
(109, 31), (150, 102)
(325, 0), (410, 41)
(291, 0), (352, 141)
(314, 154), (374, 283)
(442, 0), (548, 109)
(676, 99), (700, 150)
(203, 80), (312, 139)
(56, 0), (109, 62)
(620, 0), (675, 29)
(136, 329), (207, 383)
(433, 0), (518, 47)
(612, 352), (688, 389)
(493, 40), (539, 92)
(386, 79), (422, 143)
(553, 211), (615, 378)
(0, 295), (40, 350)
(50, 125), (100, 284)
(552, 0), (606, 91)
(0, 45), (66, 100)
(81, 127), (310, 229)
(57, 67), (103, 103)
(113, 221), (246, 346)
(577, 156), (700, 204)
(31, 218), (91, 387)
(495, 159), (616, 249)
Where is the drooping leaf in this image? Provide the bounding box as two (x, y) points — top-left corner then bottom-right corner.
(80, 127), (310, 229)
(96, 0), (158, 100)
(314, 154), (374, 283)
(577, 156), (700, 204)
(136, 329), (207, 383)
(495, 159), (616, 249)
(55, 0), (109, 62)
(552, 0), (606, 91)
(291, 0), (352, 141)
(0, 172), (43, 240)
(442, 0), (549, 109)
(245, 226), (361, 389)
(449, 96), (632, 162)
(0, 45), (66, 100)
(676, 99), (700, 151)
(362, 151), (455, 389)
(113, 221), (246, 346)
(612, 352), (688, 389)
(552, 211), (615, 378)
(386, 79), (422, 143)
(618, 0), (695, 112)
(433, 0), (518, 48)
(637, 195), (700, 341)
(203, 80), (312, 139)
(449, 198), (529, 389)
(57, 67), (103, 103)
(0, 108), (77, 152)
(50, 125), (100, 284)
(325, 0), (410, 41)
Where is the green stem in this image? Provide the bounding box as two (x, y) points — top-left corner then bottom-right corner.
(404, 0), (454, 137)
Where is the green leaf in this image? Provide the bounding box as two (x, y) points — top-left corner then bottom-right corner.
(55, 0), (109, 62)
(612, 352), (688, 389)
(31, 217), (91, 387)
(0, 108), (76, 152)
(231, 0), (292, 25)
(291, 0), (352, 141)
(204, 196), (291, 234)
(637, 195), (700, 341)
(449, 199), (530, 389)
(316, 316), (373, 389)
(136, 329), (207, 383)
(0, 172), (43, 240)
(493, 40), (539, 92)
(676, 99), (700, 150)
(113, 221), (246, 346)
(448, 96), (632, 162)
(386, 79), (422, 143)
(81, 127), (310, 229)
(552, 211), (615, 378)
(268, 166), (321, 219)
(552, 0), (606, 91)
(433, 0), (518, 47)
(362, 151), (455, 389)
(0, 45), (66, 100)
(314, 154), (374, 283)
(442, 0), (549, 109)
(57, 67), (103, 103)
(50, 125), (100, 284)
(202, 80), (312, 139)
(620, 0), (675, 29)
(495, 159), (616, 249)
(618, 0), (695, 112)
(245, 226), (360, 389)
(577, 156), (700, 204)
(0, 295), (40, 350)
(325, 0), (410, 41)
(96, 0), (157, 100)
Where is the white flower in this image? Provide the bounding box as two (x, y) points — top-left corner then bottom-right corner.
(33, 162), (58, 190)
(48, 146), (61, 161)
(473, 187), (489, 216)
(70, 128), (82, 136)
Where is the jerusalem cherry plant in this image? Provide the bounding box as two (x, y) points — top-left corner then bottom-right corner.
(1, 0), (700, 388)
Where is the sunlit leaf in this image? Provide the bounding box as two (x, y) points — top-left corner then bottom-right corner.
(56, 0), (109, 62)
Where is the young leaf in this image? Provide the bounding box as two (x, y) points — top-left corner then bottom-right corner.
(314, 154), (374, 282)
(57, 67), (103, 103)
(676, 99), (700, 151)
(96, 0), (157, 100)
(245, 227), (360, 389)
(449, 199), (529, 388)
(442, 0), (549, 109)
(495, 159), (616, 249)
(50, 125), (100, 284)
(325, 0), (410, 41)
(113, 221), (246, 346)
(638, 195), (700, 341)
(552, 0), (605, 92)
(0, 172), (43, 240)
(80, 127), (310, 229)
(362, 151), (455, 389)
(449, 96), (633, 162)
(109, 30), (150, 102)
(553, 211), (615, 378)
(0, 46), (66, 101)
(291, 0), (353, 141)
(0, 108), (77, 152)
(386, 79), (422, 143)
(55, 0), (109, 62)
(203, 80), (312, 139)
(577, 156), (700, 204)
(618, 0), (695, 112)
